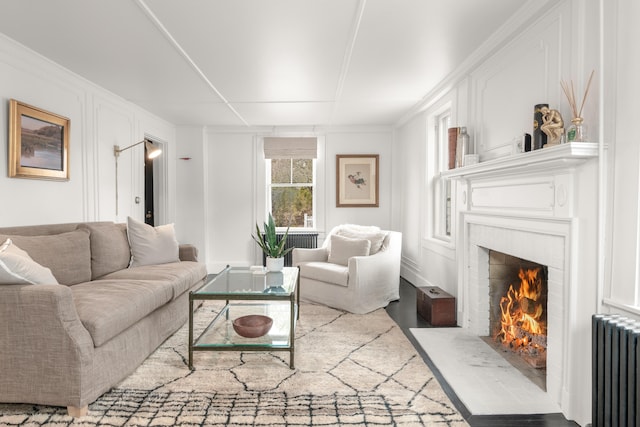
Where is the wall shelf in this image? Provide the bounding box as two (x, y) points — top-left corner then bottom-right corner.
(441, 142), (600, 180)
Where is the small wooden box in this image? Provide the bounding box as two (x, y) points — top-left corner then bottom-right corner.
(416, 286), (456, 326)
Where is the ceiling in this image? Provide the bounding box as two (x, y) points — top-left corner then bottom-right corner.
(0, 0), (525, 128)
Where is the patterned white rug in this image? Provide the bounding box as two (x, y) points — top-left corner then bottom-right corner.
(0, 302), (467, 426)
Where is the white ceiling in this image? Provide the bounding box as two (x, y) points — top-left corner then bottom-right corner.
(0, 0), (525, 128)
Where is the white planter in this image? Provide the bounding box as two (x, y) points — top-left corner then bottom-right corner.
(266, 257), (284, 272)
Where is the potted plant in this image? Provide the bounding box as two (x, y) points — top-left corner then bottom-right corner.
(252, 213), (293, 271)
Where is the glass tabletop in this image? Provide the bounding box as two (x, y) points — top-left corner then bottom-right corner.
(194, 266), (298, 297)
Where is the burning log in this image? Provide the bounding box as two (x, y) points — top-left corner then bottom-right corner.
(519, 296), (540, 316)
(513, 325), (547, 349)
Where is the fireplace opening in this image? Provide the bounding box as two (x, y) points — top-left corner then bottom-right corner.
(483, 250), (548, 390)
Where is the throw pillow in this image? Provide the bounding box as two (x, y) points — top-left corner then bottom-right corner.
(328, 234), (371, 266)
(0, 238), (59, 285)
(336, 228), (388, 254)
(127, 216), (180, 267)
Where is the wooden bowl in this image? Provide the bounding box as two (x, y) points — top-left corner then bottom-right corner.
(232, 315), (273, 338)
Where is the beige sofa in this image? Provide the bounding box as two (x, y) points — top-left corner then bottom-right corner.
(0, 221), (207, 416)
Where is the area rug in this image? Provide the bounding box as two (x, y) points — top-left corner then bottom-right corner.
(0, 302), (467, 426)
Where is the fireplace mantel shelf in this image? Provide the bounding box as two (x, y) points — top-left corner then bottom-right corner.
(441, 142), (599, 180)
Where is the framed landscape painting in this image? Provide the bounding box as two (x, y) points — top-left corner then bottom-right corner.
(336, 154), (379, 207)
(9, 99), (70, 181)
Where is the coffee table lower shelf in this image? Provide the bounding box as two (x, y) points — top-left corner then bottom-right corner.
(189, 302), (297, 370)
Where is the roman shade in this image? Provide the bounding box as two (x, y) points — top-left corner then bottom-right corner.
(263, 137), (317, 159)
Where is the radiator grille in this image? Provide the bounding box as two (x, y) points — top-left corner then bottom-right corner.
(592, 314), (640, 427)
(261, 233), (318, 267)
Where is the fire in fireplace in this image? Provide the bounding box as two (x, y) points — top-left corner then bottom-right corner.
(487, 251), (548, 375)
(495, 266), (547, 367)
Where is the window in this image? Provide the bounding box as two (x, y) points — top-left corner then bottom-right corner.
(263, 137), (317, 229)
(268, 158), (314, 228)
(433, 111), (452, 239)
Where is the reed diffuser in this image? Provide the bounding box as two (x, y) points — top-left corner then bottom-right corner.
(560, 70), (594, 142)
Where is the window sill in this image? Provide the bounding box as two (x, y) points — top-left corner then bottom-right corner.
(422, 237), (456, 260)
(603, 298), (640, 319)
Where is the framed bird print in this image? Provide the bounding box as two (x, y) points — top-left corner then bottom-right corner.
(336, 154), (379, 207)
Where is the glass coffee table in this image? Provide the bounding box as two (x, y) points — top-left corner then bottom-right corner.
(188, 266), (299, 370)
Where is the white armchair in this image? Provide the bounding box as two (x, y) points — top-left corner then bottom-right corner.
(292, 224), (402, 314)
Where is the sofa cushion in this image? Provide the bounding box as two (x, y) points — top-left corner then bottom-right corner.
(71, 279), (175, 347)
(327, 234), (371, 266)
(300, 262), (349, 287)
(335, 227), (387, 255)
(127, 217), (179, 267)
(0, 239), (59, 285)
(101, 261), (207, 300)
(0, 229), (91, 285)
(78, 222), (131, 279)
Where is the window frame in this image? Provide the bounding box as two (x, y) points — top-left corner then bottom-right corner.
(266, 157), (316, 230)
(433, 111), (452, 241)
(422, 96), (456, 259)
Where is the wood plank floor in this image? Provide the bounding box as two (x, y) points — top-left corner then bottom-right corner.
(385, 278), (580, 427)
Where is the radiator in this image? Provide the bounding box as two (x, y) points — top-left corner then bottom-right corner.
(592, 314), (640, 427)
(262, 233), (318, 267)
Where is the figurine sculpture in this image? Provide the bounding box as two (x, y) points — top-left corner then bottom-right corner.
(540, 106), (564, 146)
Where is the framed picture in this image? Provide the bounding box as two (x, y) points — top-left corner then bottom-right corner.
(9, 99), (70, 181)
(336, 154), (379, 207)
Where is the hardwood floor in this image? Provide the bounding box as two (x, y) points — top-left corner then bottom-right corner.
(385, 278), (580, 427)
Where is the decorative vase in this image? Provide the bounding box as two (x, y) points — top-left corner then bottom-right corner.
(566, 117), (587, 142)
(266, 256), (284, 272)
(455, 127), (470, 168)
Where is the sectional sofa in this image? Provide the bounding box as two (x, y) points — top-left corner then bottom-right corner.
(0, 220), (207, 416)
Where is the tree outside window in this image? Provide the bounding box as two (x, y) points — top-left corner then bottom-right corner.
(270, 158), (314, 228)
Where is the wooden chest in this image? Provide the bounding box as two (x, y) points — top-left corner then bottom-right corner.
(416, 286), (456, 327)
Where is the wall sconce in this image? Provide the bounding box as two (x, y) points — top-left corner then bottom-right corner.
(114, 139), (162, 215)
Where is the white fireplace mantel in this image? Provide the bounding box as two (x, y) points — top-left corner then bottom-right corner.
(452, 140), (601, 425)
(441, 142), (599, 180)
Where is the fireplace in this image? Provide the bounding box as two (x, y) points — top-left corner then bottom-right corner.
(443, 142), (600, 425)
(462, 214), (569, 407)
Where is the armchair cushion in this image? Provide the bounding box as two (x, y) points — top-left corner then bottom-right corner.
(327, 234), (371, 266)
(301, 261), (349, 287)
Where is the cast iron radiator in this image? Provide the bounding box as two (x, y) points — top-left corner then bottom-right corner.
(261, 233), (318, 267)
(592, 314), (640, 426)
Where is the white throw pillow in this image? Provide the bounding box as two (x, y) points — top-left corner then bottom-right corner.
(0, 238), (59, 285)
(328, 234), (371, 266)
(336, 228), (388, 254)
(127, 217), (180, 267)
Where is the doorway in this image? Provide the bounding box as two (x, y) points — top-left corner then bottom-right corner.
(144, 139), (164, 226)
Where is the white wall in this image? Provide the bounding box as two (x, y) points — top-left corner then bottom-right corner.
(0, 34), (177, 227)
(174, 126), (207, 255)
(602, 0), (640, 317)
(325, 130), (394, 229)
(190, 127), (395, 272)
